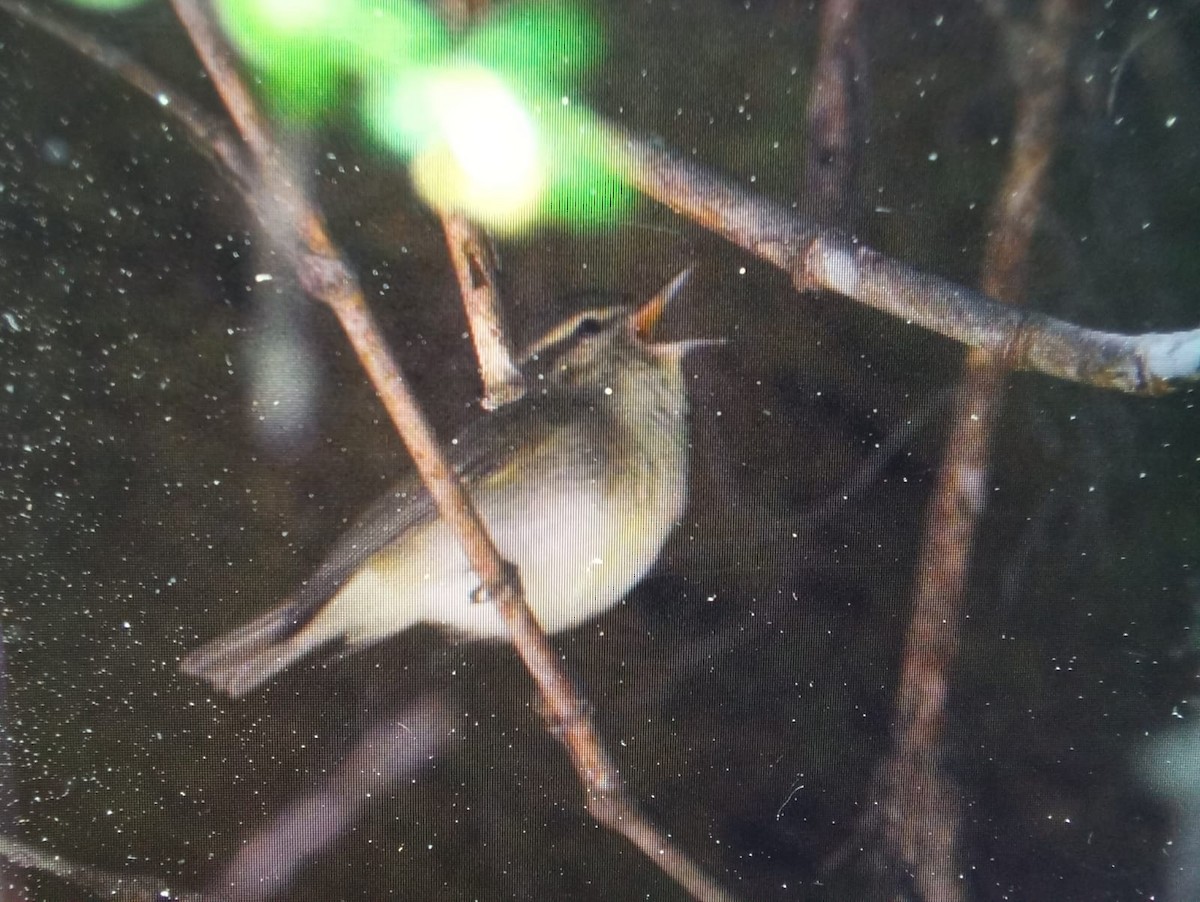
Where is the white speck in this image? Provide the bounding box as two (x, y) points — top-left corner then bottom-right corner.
(156, 93), (170, 106)
(254, 273), (274, 283)
(1166, 115), (1177, 128)
(928, 151), (939, 162)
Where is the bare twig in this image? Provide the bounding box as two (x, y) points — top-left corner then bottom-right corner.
(0, 0), (252, 194)
(0, 834), (212, 902)
(613, 127), (1200, 394)
(799, 388), (953, 528)
(212, 693), (458, 901)
(165, 0), (274, 168)
(803, 0), (868, 230)
(435, 0), (523, 411)
(868, 2), (1075, 899)
(440, 212), (525, 409)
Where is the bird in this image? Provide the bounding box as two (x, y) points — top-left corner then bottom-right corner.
(180, 269), (713, 697)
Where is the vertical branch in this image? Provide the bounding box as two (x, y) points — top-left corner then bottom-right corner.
(869, 2), (1075, 900)
(803, 0), (868, 231)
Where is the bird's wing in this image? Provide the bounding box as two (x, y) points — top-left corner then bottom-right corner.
(283, 393), (571, 621)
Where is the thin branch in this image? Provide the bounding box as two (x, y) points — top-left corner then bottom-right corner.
(0, 0), (252, 194)
(164, 0), (275, 168)
(439, 212), (525, 409)
(212, 693), (458, 901)
(435, 0), (523, 412)
(803, 0), (868, 230)
(799, 388), (953, 528)
(0, 834), (213, 902)
(873, 2), (1076, 900)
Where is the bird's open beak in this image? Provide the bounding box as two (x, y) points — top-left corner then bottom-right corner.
(631, 266), (694, 341)
(632, 266), (725, 358)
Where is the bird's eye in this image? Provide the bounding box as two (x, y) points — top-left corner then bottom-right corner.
(572, 316), (604, 339)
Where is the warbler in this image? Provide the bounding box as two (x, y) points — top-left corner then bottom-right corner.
(181, 269), (713, 697)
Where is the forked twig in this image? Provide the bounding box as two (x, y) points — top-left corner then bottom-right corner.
(0, 0), (252, 193)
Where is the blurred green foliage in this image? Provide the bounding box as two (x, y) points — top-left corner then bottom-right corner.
(61, 0), (634, 231)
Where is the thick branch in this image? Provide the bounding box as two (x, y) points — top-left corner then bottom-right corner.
(615, 128), (1200, 394)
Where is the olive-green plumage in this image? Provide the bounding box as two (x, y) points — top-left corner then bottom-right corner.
(181, 271), (709, 697)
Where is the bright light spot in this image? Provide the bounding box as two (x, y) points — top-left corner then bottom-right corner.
(408, 66), (547, 232)
(253, 0), (336, 32)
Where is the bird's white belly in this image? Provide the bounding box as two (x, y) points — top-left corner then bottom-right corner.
(325, 469), (682, 645)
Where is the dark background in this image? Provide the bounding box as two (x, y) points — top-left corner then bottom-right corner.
(1, 1), (1199, 899)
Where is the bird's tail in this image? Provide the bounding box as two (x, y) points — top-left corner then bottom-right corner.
(180, 602), (335, 698)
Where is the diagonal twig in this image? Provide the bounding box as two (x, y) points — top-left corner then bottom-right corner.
(0, 0), (252, 194)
